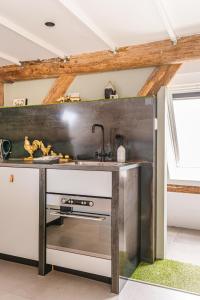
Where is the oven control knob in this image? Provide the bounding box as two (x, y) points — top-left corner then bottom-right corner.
(81, 201), (84, 205)
(89, 201), (94, 207)
(71, 200), (74, 204)
(61, 198), (67, 204)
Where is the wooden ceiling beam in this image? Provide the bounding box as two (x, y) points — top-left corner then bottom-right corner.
(0, 34), (199, 82)
(0, 82), (4, 106)
(42, 74), (75, 104)
(137, 63), (182, 96)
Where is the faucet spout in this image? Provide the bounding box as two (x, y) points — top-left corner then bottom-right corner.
(91, 123), (105, 161)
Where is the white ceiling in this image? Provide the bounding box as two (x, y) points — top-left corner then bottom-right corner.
(0, 0), (199, 67)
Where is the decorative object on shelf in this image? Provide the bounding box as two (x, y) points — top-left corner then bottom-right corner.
(104, 81), (118, 99)
(13, 98), (28, 106)
(69, 92), (81, 102)
(56, 96), (70, 103)
(56, 92), (81, 104)
(40, 141), (52, 156)
(110, 93), (119, 99)
(24, 136), (41, 160)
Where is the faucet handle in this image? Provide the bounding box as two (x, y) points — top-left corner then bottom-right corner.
(94, 151), (99, 159)
(107, 151), (112, 159)
(95, 151), (112, 161)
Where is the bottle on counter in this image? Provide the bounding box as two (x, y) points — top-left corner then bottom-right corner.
(116, 134), (126, 163)
(117, 145), (126, 163)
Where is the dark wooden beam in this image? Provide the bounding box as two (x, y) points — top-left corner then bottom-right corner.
(137, 64), (181, 96)
(0, 82), (4, 106)
(0, 34), (199, 82)
(43, 75), (75, 104)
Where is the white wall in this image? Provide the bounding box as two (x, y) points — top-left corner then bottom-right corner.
(4, 68), (154, 106)
(167, 62), (200, 231)
(170, 72), (200, 86)
(168, 192), (200, 230)
(4, 78), (55, 106)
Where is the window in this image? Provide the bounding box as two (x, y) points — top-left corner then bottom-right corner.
(167, 85), (200, 180)
(173, 96), (200, 167)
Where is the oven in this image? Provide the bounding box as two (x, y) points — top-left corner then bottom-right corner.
(46, 194), (111, 259)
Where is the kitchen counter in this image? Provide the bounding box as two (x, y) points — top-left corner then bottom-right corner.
(0, 158), (154, 294)
(0, 159), (146, 172)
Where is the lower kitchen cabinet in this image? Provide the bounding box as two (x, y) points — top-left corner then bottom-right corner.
(0, 167), (39, 260)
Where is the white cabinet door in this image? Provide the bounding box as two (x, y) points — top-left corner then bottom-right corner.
(0, 167), (39, 260)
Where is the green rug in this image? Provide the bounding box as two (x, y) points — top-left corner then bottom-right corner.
(132, 260), (200, 294)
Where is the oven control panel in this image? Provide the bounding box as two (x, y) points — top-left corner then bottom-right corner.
(61, 198), (94, 207)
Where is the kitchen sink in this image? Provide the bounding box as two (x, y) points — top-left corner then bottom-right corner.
(60, 161), (123, 166)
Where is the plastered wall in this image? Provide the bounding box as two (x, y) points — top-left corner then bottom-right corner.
(4, 68), (153, 106)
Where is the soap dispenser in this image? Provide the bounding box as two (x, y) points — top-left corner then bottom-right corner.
(116, 135), (126, 163)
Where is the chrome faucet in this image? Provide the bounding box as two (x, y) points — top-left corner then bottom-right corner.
(92, 124), (106, 161)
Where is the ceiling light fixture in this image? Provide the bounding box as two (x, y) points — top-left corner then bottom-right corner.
(44, 21), (55, 27)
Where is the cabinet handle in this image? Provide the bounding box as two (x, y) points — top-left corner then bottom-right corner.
(9, 175), (14, 183)
(49, 211), (106, 222)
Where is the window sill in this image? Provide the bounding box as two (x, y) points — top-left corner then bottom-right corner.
(167, 184), (200, 194)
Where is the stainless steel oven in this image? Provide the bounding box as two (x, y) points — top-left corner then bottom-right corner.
(46, 194), (111, 259)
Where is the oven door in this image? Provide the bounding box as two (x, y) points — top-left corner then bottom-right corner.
(46, 194), (111, 260)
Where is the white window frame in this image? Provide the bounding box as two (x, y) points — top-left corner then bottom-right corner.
(167, 83), (200, 182)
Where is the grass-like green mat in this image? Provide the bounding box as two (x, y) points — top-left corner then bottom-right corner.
(132, 260), (200, 294)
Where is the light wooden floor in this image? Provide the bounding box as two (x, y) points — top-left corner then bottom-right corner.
(167, 226), (200, 265)
(0, 259), (199, 300)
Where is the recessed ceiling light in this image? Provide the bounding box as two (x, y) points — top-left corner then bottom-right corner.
(44, 21), (55, 27)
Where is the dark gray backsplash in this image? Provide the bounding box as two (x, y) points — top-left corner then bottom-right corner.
(0, 97), (156, 161)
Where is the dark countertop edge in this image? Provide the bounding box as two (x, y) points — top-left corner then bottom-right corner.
(0, 161), (150, 172)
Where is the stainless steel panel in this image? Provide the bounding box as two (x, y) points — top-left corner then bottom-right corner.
(47, 193), (111, 215)
(49, 211), (106, 222)
(0, 97), (155, 162)
(47, 216), (111, 259)
(46, 193), (111, 260)
(119, 168), (139, 288)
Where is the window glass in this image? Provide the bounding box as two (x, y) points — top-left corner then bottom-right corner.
(173, 98), (200, 167)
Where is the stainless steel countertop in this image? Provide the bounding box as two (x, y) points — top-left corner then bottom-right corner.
(0, 159), (150, 172)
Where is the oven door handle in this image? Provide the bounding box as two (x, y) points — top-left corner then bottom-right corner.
(49, 212), (106, 222)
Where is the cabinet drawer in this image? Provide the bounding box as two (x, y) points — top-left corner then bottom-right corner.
(47, 169), (112, 197)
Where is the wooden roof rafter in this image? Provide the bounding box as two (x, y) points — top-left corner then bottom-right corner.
(0, 34), (199, 82)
